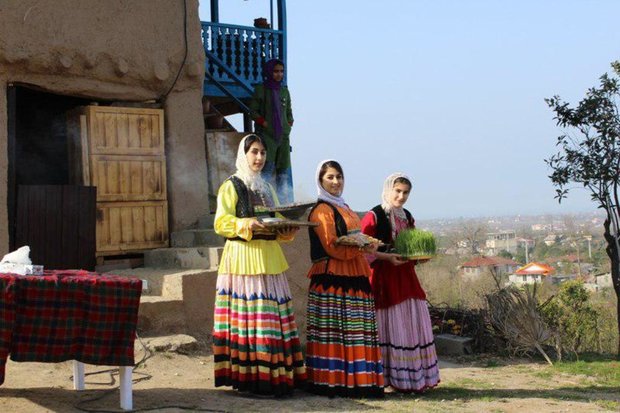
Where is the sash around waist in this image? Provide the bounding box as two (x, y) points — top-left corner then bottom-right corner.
(227, 234), (277, 241)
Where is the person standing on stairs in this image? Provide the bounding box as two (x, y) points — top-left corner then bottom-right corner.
(249, 58), (294, 204)
(212, 134), (306, 397)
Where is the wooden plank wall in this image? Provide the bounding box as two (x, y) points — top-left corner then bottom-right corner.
(14, 185), (96, 270)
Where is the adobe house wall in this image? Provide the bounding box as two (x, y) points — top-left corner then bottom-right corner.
(0, 0), (208, 255)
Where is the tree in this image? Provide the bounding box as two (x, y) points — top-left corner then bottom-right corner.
(449, 219), (487, 255)
(546, 61), (620, 355)
(497, 249), (513, 260)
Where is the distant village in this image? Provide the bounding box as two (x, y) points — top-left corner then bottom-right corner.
(418, 211), (613, 291)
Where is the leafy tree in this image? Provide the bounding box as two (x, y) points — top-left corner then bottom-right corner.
(497, 250), (513, 260)
(514, 245), (527, 265)
(546, 61), (620, 354)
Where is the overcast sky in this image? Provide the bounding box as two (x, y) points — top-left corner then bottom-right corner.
(199, 0), (620, 219)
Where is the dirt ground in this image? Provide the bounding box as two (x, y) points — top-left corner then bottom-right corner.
(1, 341), (619, 413)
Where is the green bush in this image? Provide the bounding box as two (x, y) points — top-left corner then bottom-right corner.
(541, 280), (600, 359)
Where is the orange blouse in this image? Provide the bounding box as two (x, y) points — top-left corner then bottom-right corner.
(307, 203), (373, 278)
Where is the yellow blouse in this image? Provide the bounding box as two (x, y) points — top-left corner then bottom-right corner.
(214, 179), (292, 275)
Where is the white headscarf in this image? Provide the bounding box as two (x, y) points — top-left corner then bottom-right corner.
(234, 134), (269, 193)
(381, 172), (412, 221)
(316, 159), (347, 208)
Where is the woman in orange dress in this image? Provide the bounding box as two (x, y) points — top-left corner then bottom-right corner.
(305, 159), (384, 398)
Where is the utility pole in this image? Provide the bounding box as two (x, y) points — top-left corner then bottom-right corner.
(525, 241), (530, 264)
(584, 235), (592, 259)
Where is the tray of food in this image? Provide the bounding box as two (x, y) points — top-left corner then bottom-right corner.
(394, 229), (437, 260)
(258, 217), (319, 229)
(255, 202), (315, 220)
(336, 232), (384, 247)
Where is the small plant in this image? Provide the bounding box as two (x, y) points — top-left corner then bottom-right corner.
(395, 229), (437, 258)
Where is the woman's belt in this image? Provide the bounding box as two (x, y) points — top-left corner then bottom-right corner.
(228, 234), (277, 241)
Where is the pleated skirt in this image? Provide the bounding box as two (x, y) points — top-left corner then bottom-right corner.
(305, 274), (384, 398)
(213, 273), (306, 396)
(377, 298), (440, 392)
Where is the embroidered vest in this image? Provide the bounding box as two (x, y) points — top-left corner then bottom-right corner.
(371, 205), (414, 252)
(308, 200), (348, 262)
(227, 176), (276, 241)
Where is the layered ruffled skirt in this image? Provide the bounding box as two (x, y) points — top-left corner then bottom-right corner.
(305, 274), (384, 398)
(213, 273), (306, 396)
(377, 298), (440, 392)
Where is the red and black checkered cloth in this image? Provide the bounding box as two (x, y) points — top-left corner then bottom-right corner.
(0, 270), (142, 385)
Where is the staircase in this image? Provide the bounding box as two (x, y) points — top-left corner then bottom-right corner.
(113, 213), (223, 339)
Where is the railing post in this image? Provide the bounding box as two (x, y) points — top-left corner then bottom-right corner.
(277, 0), (287, 71)
(210, 0), (219, 23)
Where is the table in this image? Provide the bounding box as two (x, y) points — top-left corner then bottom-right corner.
(0, 270), (142, 410)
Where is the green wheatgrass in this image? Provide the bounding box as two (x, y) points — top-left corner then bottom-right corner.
(394, 228), (437, 257)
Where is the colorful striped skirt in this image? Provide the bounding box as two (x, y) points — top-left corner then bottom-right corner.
(377, 298), (440, 392)
(213, 273), (306, 396)
(306, 274), (384, 398)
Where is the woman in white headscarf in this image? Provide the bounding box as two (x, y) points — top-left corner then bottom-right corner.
(305, 160), (384, 398)
(360, 173), (440, 393)
(212, 134), (306, 397)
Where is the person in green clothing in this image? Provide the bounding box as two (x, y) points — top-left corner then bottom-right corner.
(250, 58), (294, 204)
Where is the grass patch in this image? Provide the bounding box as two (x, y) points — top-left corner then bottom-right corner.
(532, 370), (553, 380)
(552, 355), (620, 387)
(596, 400), (620, 410)
(451, 377), (497, 390)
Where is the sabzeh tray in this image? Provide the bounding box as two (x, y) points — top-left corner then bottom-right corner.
(398, 254), (435, 260)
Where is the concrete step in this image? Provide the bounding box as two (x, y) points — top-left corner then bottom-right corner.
(114, 267), (218, 337)
(138, 296), (187, 336)
(197, 214), (216, 229)
(171, 229), (224, 248)
(144, 246), (223, 269)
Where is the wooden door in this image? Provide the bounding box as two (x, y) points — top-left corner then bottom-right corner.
(15, 185), (96, 270)
(68, 106), (169, 256)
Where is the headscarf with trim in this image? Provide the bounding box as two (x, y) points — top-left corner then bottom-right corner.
(381, 172), (412, 221)
(234, 134), (269, 194)
(262, 58), (284, 143)
(316, 159), (347, 208)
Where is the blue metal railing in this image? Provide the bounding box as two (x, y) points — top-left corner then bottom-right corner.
(201, 22), (286, 100)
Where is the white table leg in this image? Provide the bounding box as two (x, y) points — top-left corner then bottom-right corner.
(73, 360), (84, 390)
(72, 361), (85, 390)
(119, 366), (133, 410)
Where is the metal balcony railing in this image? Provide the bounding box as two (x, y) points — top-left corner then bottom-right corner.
(201, 22), (286, 100)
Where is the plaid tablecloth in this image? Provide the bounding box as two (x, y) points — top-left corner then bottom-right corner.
(0, 270), (142, 385)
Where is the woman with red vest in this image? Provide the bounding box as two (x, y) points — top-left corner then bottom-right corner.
(305, 159), (384, 398)
(360, 173), (440, 393)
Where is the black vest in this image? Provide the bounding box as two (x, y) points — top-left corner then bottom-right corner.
(229, 176), (255, 218)
(371, 205), (414, 252)
(308, 200), (348, 262)
(227, 176), (276, 241)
